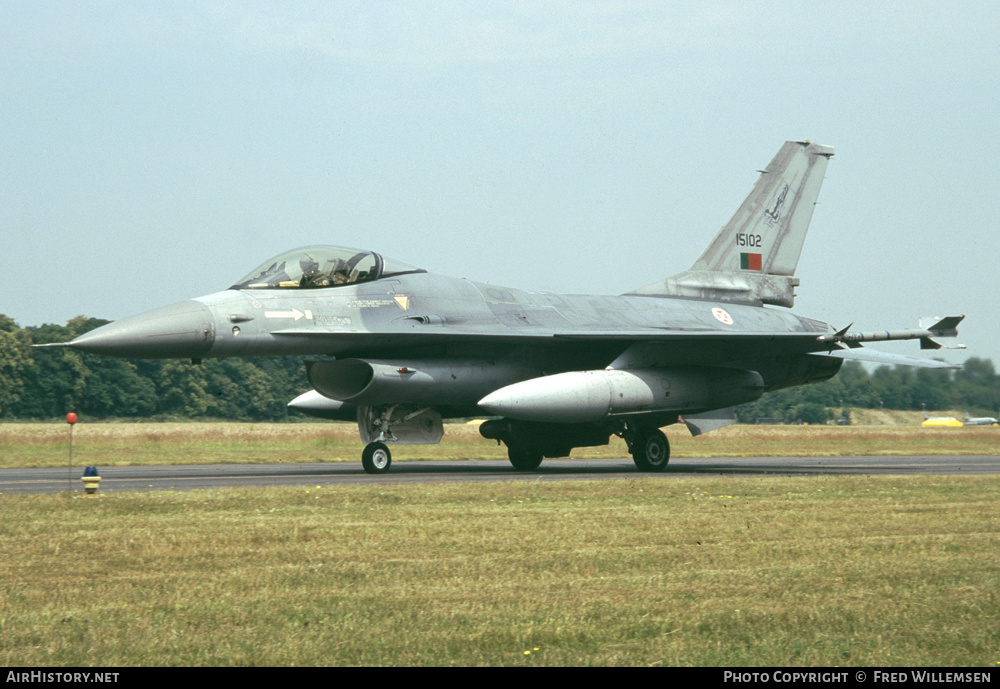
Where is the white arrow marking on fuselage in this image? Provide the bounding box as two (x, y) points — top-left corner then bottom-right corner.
(264, 308), (311, 321)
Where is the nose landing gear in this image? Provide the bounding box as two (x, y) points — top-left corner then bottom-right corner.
(356, 405), (444, 474)
(362, 441), (392, 474)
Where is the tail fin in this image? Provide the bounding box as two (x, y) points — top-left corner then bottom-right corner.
(629, 140), (834, 307)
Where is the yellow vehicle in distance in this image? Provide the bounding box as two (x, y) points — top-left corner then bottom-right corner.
(921, 413), (964, 427)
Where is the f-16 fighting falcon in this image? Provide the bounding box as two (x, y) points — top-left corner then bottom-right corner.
(41, 141), (965, 474)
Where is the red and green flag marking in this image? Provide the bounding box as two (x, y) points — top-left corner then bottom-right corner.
(740, 253), (762, 271)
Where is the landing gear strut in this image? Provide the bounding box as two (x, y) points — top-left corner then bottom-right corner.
(362, 442), (392, 474)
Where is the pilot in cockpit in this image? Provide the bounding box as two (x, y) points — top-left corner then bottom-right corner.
(298, 255), (331, 288)
(329, 258), (351, 284)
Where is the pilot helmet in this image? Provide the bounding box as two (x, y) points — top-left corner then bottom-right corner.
(299, 255), (320, 274)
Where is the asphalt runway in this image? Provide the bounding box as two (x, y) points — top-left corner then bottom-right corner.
(2, 455), (997, 494)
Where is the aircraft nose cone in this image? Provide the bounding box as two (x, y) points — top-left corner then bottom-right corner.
(68, 300), (216, 359)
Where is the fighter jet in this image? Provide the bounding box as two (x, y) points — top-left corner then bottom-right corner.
(42, 141), (965, 474)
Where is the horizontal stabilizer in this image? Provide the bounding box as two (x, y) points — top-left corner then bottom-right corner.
(809, 349), (961, 369)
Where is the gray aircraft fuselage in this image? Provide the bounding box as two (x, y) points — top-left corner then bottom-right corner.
(67, 268), (841, 412)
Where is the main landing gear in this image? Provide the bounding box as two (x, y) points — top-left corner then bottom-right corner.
(480, 418), (672, 472)
(618, 422), (671, 472)
(629, 428), (670, 471)
(506, 446), (544, 471)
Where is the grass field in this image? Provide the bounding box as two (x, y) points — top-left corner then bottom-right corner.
(0, 418), (997, 469)
(1, 476), (997, 666)
(2, 420), (997, 666)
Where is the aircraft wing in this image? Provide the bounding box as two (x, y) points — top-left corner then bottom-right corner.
(271, 320), (965, 383)
(273, 327), (826, 341)
(273, 323), (961, 359)
(270, 327), (836, 359)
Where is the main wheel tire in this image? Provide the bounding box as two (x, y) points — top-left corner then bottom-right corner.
(507, 446), (543, 471)
(362, 442), (392, 474)
(631, 429), (670, 472)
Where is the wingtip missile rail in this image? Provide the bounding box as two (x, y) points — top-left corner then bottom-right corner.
(816, 315), (966, 350)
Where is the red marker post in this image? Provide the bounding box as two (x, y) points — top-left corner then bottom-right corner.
(67, 413), (77, 492)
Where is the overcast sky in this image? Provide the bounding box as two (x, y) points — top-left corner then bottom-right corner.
(3, 1), (997, 366)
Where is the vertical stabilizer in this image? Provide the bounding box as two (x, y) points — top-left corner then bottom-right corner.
(629, 141), (834, 307)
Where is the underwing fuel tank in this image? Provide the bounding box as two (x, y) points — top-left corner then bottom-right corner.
(477, 367), (765, 423)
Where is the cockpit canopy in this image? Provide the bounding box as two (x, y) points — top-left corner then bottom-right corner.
(231, 245), (424, 290)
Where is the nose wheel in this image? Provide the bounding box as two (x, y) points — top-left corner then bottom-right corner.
(362, 442), (392, 474)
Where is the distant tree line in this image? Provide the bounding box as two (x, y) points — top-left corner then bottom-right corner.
(733, 356), (1000, 424)
(1, 314), (998, 423)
